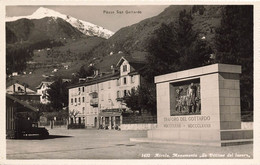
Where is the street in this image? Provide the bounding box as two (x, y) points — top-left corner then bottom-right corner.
(6, 128), (253, 159)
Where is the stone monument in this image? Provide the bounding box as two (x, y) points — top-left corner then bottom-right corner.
(131, 64), (253, 146)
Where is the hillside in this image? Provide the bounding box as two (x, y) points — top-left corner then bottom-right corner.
(88, 5), (223, 58)
(6, 5), (224, 91)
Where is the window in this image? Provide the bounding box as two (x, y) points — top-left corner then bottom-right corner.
(71, 98), (73, 104)
(131, 76), (135, 83)
(75, 98), (77, 103)
(117, 91), (120, 98)
(123, 65), (127, 72)
(101, 94), (104, 101)
(124, 90), (127, 97)
(79, 97), (81, 102)
(82, 107), (85, 114)
(123, 77), (127, 85)
(117, 79), (120, 86)
(78, 87), (81, 92)
(82, 87), (85, 92)
(82, 97), (85, 103)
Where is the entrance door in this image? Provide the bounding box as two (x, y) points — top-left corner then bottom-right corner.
(94, 117), (97, 128)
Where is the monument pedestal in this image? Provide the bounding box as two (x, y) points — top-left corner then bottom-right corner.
(131, 64), (253, 146)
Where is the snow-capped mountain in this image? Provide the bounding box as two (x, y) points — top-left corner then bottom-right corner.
(6, 7), (114, 39)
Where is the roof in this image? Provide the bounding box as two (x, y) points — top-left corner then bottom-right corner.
(36, 81), (54, 89)
(6, 83), (39, 95)
(68, 52), (147, 89)
(95, 51), (147, 73)
(68, 72), (120, 89)
(6, 94), (38, 112)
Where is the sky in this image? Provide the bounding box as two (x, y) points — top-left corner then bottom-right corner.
(6, 6), (169, 32)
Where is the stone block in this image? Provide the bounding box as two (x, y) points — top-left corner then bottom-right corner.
(200, 130), (220, 141)
(223, 81), (235, 89)
(229, 113), (241, 121)
(179, 131), (190, 140)
(220, 106), (231, 113)
(243, 130), (253, 139)
(219, 80), (224, 89)
(188, 68), (203, 77)
(234, 81), (240, 90)
(229, 121), (241, 129)
(235, 98), (241, 106)
(218, 64), (241, 74)
(219, 89), (230, 97)
(202, 64), (218, 74)
(220, 121), (230, 130)
(229, 89), (240, 97)
(176, 70), (189, 79)
(230, 106), (240, 113)
(224, 98), (236, 106)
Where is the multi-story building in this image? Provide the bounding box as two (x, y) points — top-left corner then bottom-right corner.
(68, 54), (146, 129)
(36, 81), (54, 104)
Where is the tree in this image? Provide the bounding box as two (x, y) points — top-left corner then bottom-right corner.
(123, 88), (140, 114)
(144, 8), (212, 82)
(77, 65), (96, 78)
(123, 83), (156, 115)
(47, 77), (70, 111)
(143, 23), (180, 82)
(214, 6), (253, 111)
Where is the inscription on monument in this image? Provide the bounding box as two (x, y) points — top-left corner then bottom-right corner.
(170, 78), (201, 116)
(163, 116), (211, 128)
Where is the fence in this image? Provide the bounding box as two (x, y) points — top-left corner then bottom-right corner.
(39, 120), (67, 127)
(123, 116), (157, 124)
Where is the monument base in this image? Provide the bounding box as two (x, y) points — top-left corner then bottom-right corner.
(130, 129), (253, 147)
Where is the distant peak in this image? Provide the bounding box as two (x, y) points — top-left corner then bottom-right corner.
(31, 7), (64, 19)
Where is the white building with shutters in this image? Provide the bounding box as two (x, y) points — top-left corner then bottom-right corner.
(68, 55), (145, 128)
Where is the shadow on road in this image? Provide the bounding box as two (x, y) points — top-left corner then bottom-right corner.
(13, 135), (72, 140)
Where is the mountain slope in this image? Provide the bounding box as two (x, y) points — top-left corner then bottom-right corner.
(88, 5), (223, 58)
(6, 17), (85, 44)
(6, 7), (114, 39)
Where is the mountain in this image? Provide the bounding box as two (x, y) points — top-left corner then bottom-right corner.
(6, 7), (114, 39)
(6, 17), (84, 44)
(87, 5), (223, 58)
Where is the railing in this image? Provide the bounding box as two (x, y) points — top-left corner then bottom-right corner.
(123, 116), (157, 124)
(68, 123), (85, 129)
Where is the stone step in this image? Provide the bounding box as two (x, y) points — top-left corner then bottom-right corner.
(220, 129), (253, 140)
(130, 138), (253, 147)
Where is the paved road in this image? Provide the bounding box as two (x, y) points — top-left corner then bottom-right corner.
(6, 128), (253, 159)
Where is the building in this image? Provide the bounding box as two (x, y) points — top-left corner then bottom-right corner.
(6, 83), (41, 104)
(68, 54), (146, 129)
(6, 94), (38, 138)
(36, 81), (54, 104)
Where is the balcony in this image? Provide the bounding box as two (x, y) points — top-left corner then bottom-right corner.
(90, 98), (99, 107)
